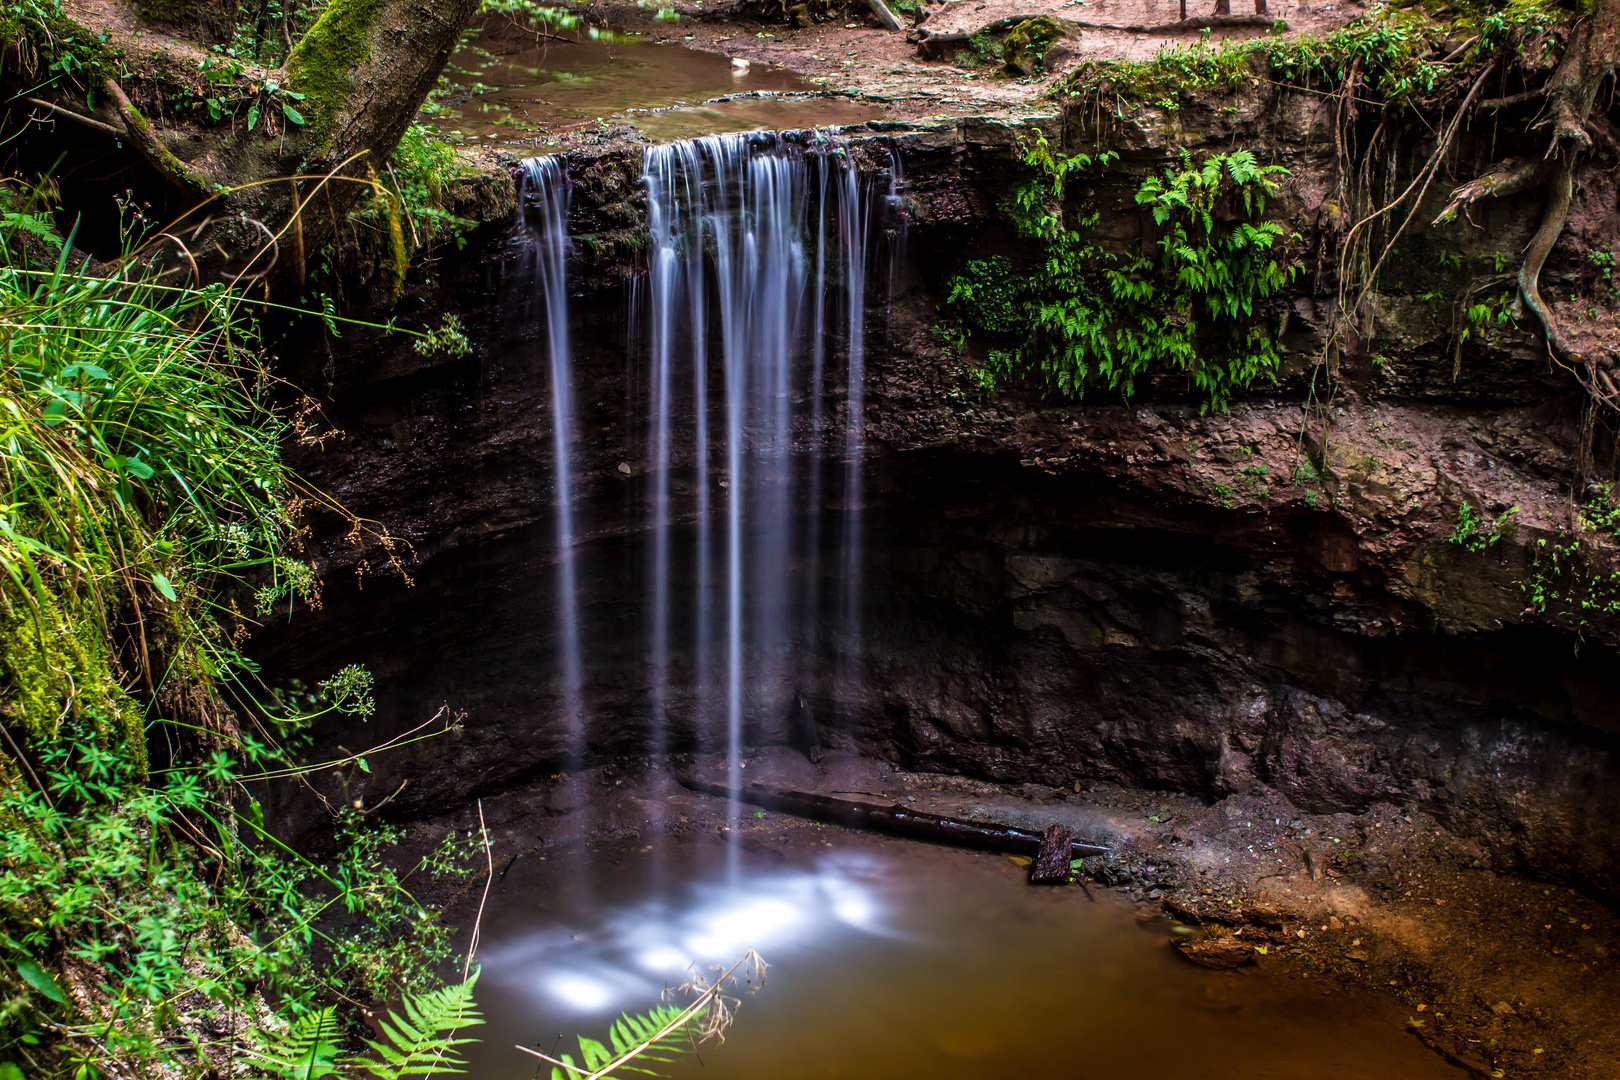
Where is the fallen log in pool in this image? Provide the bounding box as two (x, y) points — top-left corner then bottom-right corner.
(679, 778), (1111, 858)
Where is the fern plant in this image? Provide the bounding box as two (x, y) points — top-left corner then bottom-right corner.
(545, 1003), (701, 1080)
(519, 951), (767, 1080)
(365, 976), (484, 1078)
(257, 975), (482, 1079)
(260, 1008), (343, 1080)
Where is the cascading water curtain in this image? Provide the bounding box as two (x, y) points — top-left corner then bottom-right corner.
(519, 156), (586, 765)
(640, 132), (898, 823)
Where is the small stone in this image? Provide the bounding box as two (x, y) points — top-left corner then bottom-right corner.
(1148, 888), (1163, 899)
(1329, 915), (1344, 930)
(1490, 1001), (1515, 1016)
(617, 462), (632, 474)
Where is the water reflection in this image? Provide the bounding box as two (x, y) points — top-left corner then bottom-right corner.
(464, 835), (1465, 1080)
(481, 852), (892, 1018)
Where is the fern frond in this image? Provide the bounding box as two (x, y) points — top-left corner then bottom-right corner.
(362, 974), (484, 1079)
(256, 1007), (343, 1080)
(544, 1003), (703, 1080)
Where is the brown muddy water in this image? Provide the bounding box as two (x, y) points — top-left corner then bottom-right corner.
(429, 34), (885, 146)
(457, 831), (1463, 1079)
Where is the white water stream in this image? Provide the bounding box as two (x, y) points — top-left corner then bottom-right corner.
(519, 132), (903, 836)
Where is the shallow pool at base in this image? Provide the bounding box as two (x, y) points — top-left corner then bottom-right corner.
(460, 833), (1462, 1079)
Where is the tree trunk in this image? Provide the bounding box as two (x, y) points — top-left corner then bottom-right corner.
(1542, 0), (1620, 150)
(206, 0), (478, 275)
(2, 0), (481, 283)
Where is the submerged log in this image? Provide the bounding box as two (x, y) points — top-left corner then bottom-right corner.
(679, 779), (1109, 858)
(1030, 823), (1075, 883)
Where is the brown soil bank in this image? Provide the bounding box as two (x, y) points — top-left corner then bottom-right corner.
(253, 20), (1620, 1078)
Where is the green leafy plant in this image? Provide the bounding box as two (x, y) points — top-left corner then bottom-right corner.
(1518, 484), (1620, 640)
(948, 138), (1296, 411)
(0, 225), (470, 1074)
(1450, 503), (1518, 553)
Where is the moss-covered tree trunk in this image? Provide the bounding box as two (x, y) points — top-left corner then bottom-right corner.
(2, 0), (480, 283)
(274, 0), (482, 261)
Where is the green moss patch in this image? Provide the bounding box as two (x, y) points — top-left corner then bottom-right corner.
(287, 0), (388, 142)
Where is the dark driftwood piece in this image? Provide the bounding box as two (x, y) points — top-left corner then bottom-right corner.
(680, 779), (1110, 857)
(1030, 823), (1075, 883)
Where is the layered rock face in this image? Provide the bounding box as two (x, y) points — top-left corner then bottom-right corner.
(255, 94), (1620, 897)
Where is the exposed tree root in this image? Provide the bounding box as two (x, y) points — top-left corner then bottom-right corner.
(912, 12), (1280, 56)
(1479, 86), (1543, 110)
(1516, 153), (1576, 361)
(1426, 0), (1620, 405)
(1433, 155), (1555, 226)
(101, 80), (216, 200)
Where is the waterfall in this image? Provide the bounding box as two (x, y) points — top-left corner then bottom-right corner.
(519, 156), (585, 764)
(834, 150), (869, 720)
(516, 133), (900, 800)
(640, 132), (893, 822)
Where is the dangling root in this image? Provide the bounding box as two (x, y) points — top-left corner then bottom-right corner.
(1518, 151), (1578, 362)
(1432, 0), (1620, 397)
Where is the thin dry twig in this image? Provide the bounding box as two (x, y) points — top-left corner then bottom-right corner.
(463, 798), (493, 982)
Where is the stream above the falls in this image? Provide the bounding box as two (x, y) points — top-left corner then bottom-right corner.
(455, 830), (1463, 1079)
(429, 32), (886, 146)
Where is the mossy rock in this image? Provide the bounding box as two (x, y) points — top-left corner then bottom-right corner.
(1002, 16), (1066, 77)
